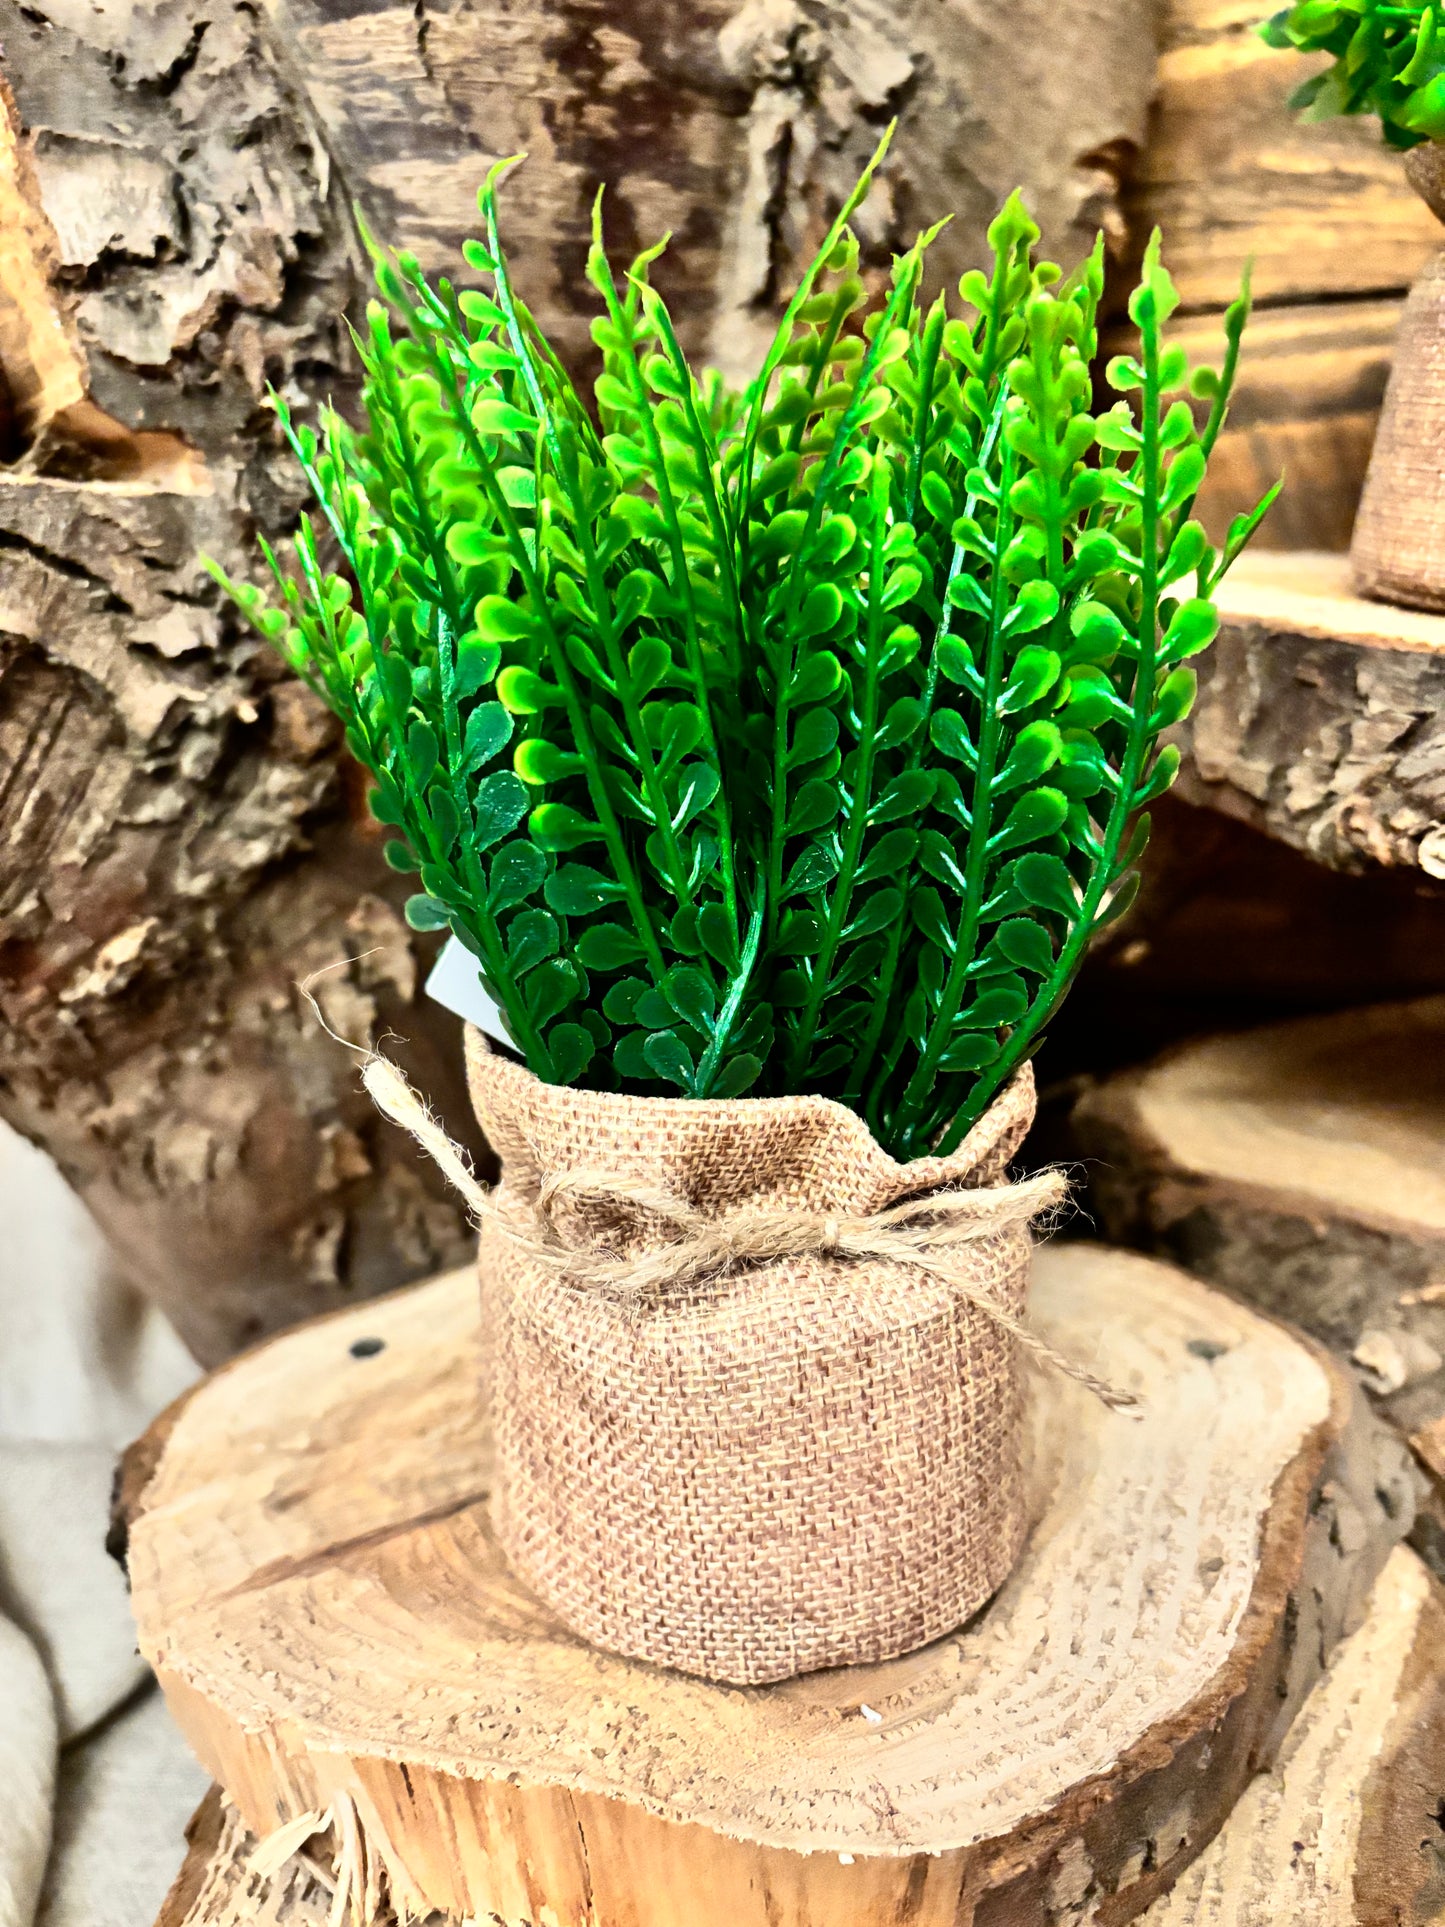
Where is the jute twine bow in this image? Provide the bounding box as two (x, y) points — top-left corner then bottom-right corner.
(358, 1047), (1138, 1415)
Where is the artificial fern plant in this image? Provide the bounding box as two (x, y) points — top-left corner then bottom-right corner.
(1261, 0), (1445, 145)
(213, 135), (1273, 1161)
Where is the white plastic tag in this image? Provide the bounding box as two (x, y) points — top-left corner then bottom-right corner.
(425, 934), (512, 1048)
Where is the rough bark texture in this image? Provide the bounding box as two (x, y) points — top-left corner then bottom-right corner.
(1177, 549), (1445, 874)
(264, 0), (1161, 384)
(1120, 0), (1440, 553)
(0, 0), (1160, 1361)
(0, 0), (489, 1365)
(1073, 997), (1445, 1571)
(120, 1247), (1413, 1926)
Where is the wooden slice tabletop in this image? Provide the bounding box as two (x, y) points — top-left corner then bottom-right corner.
(121, 1244), (1403, 1925)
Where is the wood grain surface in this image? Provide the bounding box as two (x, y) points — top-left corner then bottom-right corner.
(122, 1246), (1407, 1924)
(1075, 996), (1445, 1549)
(152, 1548), (1445, 1927)
(1124, 0), (1441, 552)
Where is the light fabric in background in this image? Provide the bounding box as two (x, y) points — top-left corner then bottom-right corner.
(0, 1120), (205, 1927)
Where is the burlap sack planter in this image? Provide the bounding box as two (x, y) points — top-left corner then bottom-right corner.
(1352, 142), (1445, 611)
(465, 1025), (1042, 1685)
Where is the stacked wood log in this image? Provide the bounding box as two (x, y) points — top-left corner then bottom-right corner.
(118, 1247), (1418, 1927)
(1143, 1543), (1445, 1927)
(1174, 549), (1445, 874)
(1075, 998), (1445, 1569)
(1126, 0), (1440, 553)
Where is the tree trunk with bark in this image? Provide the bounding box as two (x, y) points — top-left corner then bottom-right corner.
(0, 0), (1161, 1360)
(0, 0), (487, 1366)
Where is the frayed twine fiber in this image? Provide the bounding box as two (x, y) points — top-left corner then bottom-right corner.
(360, 1048), (1136, 1415)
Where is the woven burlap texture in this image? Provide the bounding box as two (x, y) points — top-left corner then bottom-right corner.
(1351, 144), (1445, 611)
(466, 1027), (1038, 1685)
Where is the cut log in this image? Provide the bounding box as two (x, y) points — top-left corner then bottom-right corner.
(1175, 549), (1445, 873)
(150, 1546), (1445, 1927)
(1142, 1544), (1445, 1926)
(119, 1247), (1411, 1927)
(1073, 998), (1445, 1533)
(1119, 0), (1440, 553)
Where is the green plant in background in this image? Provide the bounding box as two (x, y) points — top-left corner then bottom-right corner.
(212, 134), (1274, 1160)
(1262, 0), (1445, 145)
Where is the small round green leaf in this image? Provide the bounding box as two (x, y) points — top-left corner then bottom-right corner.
(544, 864), (624, 916)
(545, 1021), (595, 1084)
(577, 923), (647, 969)
(787, 777), (841, 836)
(473, 771), (529, 851)
(404, 893), (450, 932)
(526, 958), (582, 1027)
(643, 1029), (695, 1090)
(488, 839), (546, 912)
(507, 908), (561, 976)
(1012, 851), (1081, 918)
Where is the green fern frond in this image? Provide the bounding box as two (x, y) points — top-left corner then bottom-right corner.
(210, 135), (1272, 1154)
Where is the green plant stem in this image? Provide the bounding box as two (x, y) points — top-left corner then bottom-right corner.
(416, 338), (669, 989)
(588, 246), (739, 934)
(902, 299), (948, 523)
(287, 414), (553, 1072)
(639, 290), (745, 676)
(890, 440), (1019, 1157)
(551, 431), (700, 917)
(782, 473), (890, 1089)
(733, 128), (894, 580)
(930, 278), (1166, 1154)
(470, 192), (672, 986)
(761, 263), (920, 953)
(843, 395), (1007, 1114)
(435, 612), (553, 1071)
(693, 902), (765, 1095)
